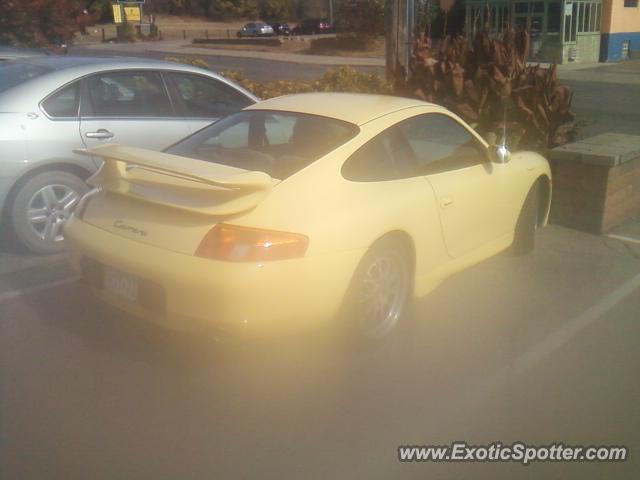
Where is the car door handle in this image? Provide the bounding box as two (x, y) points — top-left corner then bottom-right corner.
(85, 129), (114, 139)
(440, 196), (454, 208)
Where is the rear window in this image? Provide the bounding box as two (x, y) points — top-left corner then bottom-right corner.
(166, 110), (359, 180)
(0, 62), (53, 93)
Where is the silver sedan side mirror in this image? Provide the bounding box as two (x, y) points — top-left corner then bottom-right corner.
(488, 144), (511, 164)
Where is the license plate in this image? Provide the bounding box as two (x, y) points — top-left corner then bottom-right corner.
(104, 267), (138, 303)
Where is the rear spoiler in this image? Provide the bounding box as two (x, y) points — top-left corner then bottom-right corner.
(74, 144), (275, 216)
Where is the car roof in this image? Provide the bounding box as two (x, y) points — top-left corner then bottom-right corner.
(7, 55), (209, 73)
(0, 55), (258, 108)
(245, 92), (437, 126)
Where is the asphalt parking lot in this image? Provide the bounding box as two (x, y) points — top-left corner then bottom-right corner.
(1, 223), (639, 479)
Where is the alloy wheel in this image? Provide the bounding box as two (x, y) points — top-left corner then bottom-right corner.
(27, 184), (80, 243)
(356, 251), (409, 338)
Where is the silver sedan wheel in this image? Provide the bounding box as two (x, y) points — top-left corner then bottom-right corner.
(27, 184), (80, 243)
(357, 251), (409, 338)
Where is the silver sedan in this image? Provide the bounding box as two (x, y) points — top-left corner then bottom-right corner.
(237, 22), (275, 37)
(0, 56), (257, 254)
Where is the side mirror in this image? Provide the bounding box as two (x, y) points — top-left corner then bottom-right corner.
(488, 144), (511, 164)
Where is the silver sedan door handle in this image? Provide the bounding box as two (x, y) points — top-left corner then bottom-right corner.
(85, 129), (114, 139)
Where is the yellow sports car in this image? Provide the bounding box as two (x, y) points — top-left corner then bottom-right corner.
(65, 93), (551, 339)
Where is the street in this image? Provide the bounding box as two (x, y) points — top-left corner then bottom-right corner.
(1, 225), (639, 479)
(1, 45), (639, 479)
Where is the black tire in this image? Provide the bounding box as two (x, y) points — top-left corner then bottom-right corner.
(511, 182), (540, 255)
(340, 237), (412, 341)
(10, 170), (88, 255)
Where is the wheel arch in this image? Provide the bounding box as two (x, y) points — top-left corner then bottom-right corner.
(363, 229), (417, 295)
(1, 161), (93, 221)
(341, 229), (417, 301)
(376, 230), (416, 270)
(335, 228), (417, 337)
(536, 174), (552, 227)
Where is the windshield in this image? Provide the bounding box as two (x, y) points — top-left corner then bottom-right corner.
(0, 61), (53, 93)
(166, 110), (359, 179)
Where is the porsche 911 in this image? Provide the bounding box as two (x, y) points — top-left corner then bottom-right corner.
(65, 93), (551, 340)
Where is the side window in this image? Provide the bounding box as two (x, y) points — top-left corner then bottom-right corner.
(87, 71), (172, 117)
(400, 114), (487, 175)
(342, 113), (487, 182)
(342, 131), (397, 181)
(342, 126), (421, 181)
(168, 73), (253, 118)
(41, 82), (80, 118)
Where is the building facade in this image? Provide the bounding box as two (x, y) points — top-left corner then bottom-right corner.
(465, 0), (604, 63)
(600, 0), (640, 61)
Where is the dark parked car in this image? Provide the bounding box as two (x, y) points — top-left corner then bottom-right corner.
(292, 18), (334, 35)
(269, 23), (291, 36)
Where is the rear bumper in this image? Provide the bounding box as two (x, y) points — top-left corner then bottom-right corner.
(65, 217), (364, 336)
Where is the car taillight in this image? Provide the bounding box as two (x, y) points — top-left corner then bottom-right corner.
(74, 187), (102, 220)
(195, 224), (309, 262)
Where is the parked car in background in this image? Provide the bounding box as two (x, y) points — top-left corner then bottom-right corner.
(65, 93), (551, 340)
(292, 18), (334, 35)
(236, 22), (275, 37)
(269, 23), (291, 36)
(0, 56), (257, 254)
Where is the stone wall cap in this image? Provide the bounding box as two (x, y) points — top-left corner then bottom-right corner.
(550, 133), (640, 167)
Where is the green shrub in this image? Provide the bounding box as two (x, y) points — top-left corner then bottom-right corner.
(221, 67), (392, 99)
(165, 57), (392, 99)
(149, 24), (159, 39)
(164, 56), (213, 71)
(309, 34), (373, 53)
(117, 22), (136, 42)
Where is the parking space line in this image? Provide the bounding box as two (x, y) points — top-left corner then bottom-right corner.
(605, 233), (640, 245)
(466, 272), (640, 404)
(0, 276), (79, 305)
(509, 272), (640, 376)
